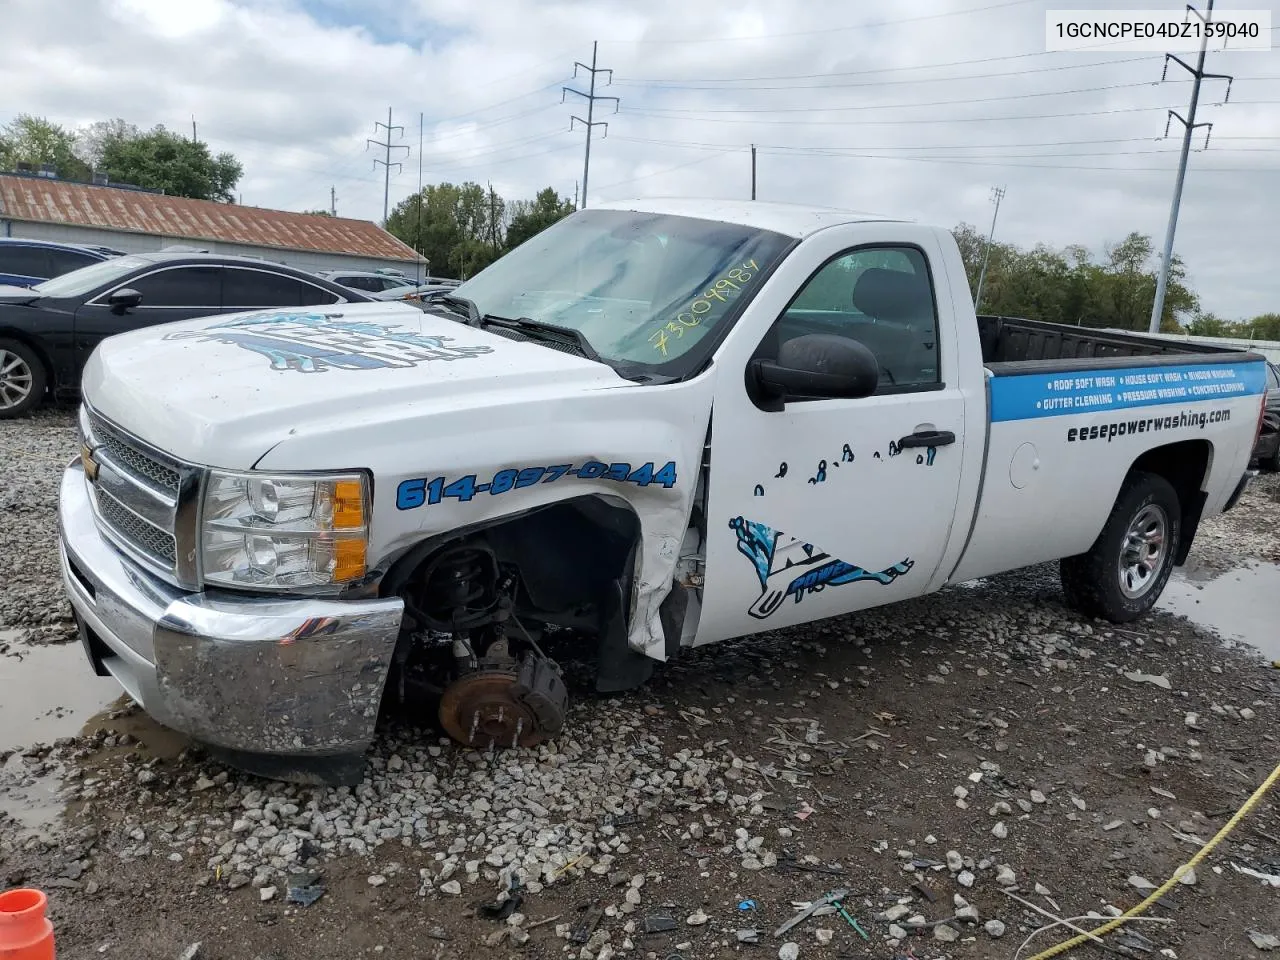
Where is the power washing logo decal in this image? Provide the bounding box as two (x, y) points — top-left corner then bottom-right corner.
(166, 312), (494, 373)
(729, 516), (914, 620)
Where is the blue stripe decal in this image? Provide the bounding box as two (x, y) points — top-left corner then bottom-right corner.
(990, 361), (1267, 422)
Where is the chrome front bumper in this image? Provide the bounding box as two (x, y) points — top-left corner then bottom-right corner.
(58, 459), (404, 778)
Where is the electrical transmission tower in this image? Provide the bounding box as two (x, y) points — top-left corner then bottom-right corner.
(974, 185), (1006, 313)
(562, 42), (618, 209)
(1149, 0), (1233, 334)
(367, 108), (408, 225)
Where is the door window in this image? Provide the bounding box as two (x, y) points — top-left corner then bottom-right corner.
(0, 245), (49, 279)
(128, 266), (222, 307)
(45, 248), (98, 277)
(769, 246), (940, 391)
(222, 268), (341, 307)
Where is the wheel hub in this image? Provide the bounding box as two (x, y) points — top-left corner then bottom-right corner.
(0, 349), (34, 410)
(1118, 503), (1168, 599)
(439, 669), (551, 749)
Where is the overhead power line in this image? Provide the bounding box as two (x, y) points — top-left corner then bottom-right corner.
(1150, 0), (1233, 333)
(614, 56), (1162, 91)
(617, 44), (1151, 84)
(620, 100), (1279, 127)
(367, 107), (408, 225)
(562, 41), (618, 208)
(629, 79), (1195, 116)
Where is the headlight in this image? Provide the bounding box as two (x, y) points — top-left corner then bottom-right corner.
(200, 470), (369, 591)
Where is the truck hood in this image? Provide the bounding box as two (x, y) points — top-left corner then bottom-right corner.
(81, 302), (632, 467)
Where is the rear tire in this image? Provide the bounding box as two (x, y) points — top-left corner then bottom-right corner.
(1262, 441), (1280, 473)
(0, 339), (46, 419)
(1060, 470), (1181, 623)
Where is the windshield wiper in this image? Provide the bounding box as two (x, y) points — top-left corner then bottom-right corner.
(419, 291), (481, 324)
(477, 314), (601, 363)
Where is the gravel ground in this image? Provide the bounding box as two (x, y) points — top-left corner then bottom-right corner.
(1, 415), (1277, 960)
(0, 407), (78, 641)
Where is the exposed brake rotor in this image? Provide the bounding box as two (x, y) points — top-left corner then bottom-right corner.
(438, 657), (567, 750)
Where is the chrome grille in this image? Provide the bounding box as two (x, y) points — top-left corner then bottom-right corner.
(92, 485), (178, 563)
(82, 406), (198, 586)
(90, 415), (181, 492)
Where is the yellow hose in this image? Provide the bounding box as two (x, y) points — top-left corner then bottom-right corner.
(1023, 759), (1280, 960)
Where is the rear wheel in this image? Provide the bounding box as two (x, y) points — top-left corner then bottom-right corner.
(1060, 471), (1181, 623)
(0, 339), (46, 419)
(1261, 438), (1280, 472)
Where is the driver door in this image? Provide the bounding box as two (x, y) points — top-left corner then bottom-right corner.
(696, 234), (974, 644)
(74, 265), (223, 369)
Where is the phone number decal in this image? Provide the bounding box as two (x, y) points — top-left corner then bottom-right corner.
(650, 259), (760, 358)
(396, 460), (678, 510)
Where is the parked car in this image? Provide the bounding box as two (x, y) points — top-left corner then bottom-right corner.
(316, 270), (416, 294)
(0, 252), (373, 417)
(0, 238), (123, 287)
(54, 200), (1270, 783)
(1251, 361), (1280, 471)
(371, 282), (459, 302)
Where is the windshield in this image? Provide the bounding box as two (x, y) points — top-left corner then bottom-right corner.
(454, 209), (793, 375)
(32, 255), (151, 298)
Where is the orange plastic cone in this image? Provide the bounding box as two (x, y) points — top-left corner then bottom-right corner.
(0, 889), (54, 959)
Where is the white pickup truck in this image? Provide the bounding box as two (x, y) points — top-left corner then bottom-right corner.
(58, 199), (1270, 783)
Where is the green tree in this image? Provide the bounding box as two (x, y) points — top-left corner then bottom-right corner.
(100, 126), (242, 201)
(1242, 313), (1280, 341)
(385, 180), (511, 280)
(1184, 311), (1232, 336)
(949, 225), (1197, 331)
(506, 187), (575, 250)
(74, 118), (140, 168)
(300, 209), (334, 217)
(0, 114), (90, 180)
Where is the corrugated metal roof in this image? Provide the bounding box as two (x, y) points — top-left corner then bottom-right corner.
(0, 174), (419, 262)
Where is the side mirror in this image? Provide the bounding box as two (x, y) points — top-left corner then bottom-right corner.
(750, 333), (879, 410)
(107, 288), (143, 311)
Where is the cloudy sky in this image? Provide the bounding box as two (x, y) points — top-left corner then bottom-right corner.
(3, 0), (1278, 318)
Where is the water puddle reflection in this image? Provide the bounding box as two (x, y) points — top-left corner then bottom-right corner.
(1160, 561), (1280, 661)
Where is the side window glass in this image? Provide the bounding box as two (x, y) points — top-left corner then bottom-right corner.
(774, 246), (940, 391)
(222, 269), (338, 307)
(0, 246), (50, 279)
(46, 249), (96, 277)
(128, 267), (221, 307)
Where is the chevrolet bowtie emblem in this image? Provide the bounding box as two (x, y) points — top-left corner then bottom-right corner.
(82, 444), (100, 483)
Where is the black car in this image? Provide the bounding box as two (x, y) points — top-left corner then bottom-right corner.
(0, 252), (373, 417)
(0, 238), (123, 287)
(1252, 361), (1280, 471)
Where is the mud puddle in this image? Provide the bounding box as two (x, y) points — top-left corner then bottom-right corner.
(1, 631), (187, 835)
(1160, 560), (1280, 661)
(0, 633), (121, 753)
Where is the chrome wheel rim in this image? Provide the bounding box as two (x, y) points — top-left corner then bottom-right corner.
(0, 349), (33, 411)
(1118, 503), (1168, 599)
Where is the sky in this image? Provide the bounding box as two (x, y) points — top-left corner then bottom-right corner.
(2, 0), (1278, 319)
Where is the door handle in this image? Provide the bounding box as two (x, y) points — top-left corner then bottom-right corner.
(898, 430), (955, 449)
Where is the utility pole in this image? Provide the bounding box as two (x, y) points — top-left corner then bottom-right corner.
(562, 42), (618, 209)
(574, 181), (579, 209)
(1148, 0), (1233, 333)
(751, 144), (757, 200)
(416, 111), (425, 284)
(974, 185), (1006, 314)
(192, 117), (198, 142)
(367, 107), (408, 225)
(330, 185), (337, 217)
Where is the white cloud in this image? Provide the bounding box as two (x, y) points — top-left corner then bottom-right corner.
(2, 0), (1277, 318)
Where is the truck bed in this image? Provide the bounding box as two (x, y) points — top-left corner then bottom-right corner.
(977, 315), (1257, 374)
